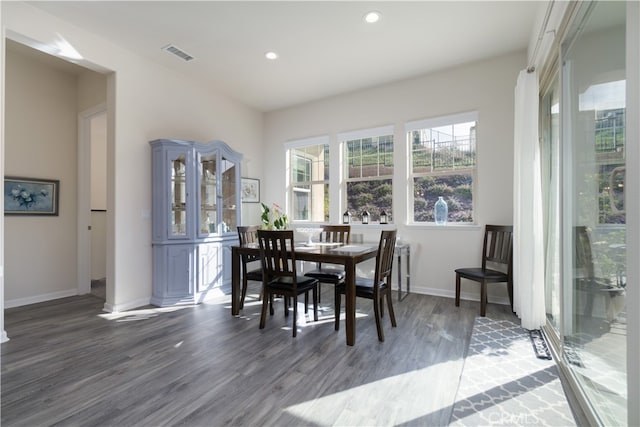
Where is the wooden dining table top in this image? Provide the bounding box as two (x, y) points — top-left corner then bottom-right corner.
(232, 241), (378, 263)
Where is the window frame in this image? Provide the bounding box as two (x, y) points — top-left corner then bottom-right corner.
(339, 125), (395, 223)
(285, 136), (330, 223)
(406, 111), (478, 225)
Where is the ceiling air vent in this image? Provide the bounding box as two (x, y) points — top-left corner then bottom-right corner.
(162, 44), (194, 62)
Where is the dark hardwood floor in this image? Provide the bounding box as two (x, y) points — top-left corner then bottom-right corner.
(2, 284), (518, 426)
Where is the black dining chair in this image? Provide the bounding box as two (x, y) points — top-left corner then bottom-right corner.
(257, 230), (319, 337)
(335, 229), (397, 342)
(237, 225), (263, 309)
(304, 225), (351, 303)
(574, 225), (625, 320)
(455, 225), (513, 316)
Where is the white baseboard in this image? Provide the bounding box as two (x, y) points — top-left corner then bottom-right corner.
(401, 284), (511, 306)
(102, 297), (151, 313)
(1, 330), (9, 343)
(5, 288), (78, 309)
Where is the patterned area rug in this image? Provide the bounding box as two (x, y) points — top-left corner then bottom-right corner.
(450, 317), (576, 426)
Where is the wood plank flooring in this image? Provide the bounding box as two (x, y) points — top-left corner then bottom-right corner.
(2, 284), (518, 426)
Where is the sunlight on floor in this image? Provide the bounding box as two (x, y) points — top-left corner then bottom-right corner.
(233, 299), (369, 322)
(284, 360), (462, 425)
(97, 305), (193, 322)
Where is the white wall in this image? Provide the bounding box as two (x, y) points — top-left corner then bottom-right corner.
(4, 46), (78, 306)
(77, 69), (107, 113)
(1, 1), (264, 312)
(264, 51), (525, 302)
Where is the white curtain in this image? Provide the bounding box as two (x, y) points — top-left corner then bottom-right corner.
(513, 69), (546, 330)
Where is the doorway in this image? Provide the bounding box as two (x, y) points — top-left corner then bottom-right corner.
(78, 106), (107, 299)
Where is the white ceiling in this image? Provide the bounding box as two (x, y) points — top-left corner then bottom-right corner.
(28, 1), (542, 112)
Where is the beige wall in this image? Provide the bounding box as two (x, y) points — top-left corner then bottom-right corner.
(264, 51), (525, 301)
(4, 47), (79, 305)
(90, 112), (107, 280)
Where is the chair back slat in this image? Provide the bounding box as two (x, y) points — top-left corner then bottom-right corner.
(238, 225), (260, 262)
(258, 230), (296, 283)
(374, 229), (397, 290)
(315, 225), (351, 270)
(482, 225), (513, 270)
(319, 225), (351, 244)
(574, 226), (595, 278)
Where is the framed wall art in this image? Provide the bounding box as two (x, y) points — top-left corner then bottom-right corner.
(4, 176), (60, 216)
(241, 177), (260, 203)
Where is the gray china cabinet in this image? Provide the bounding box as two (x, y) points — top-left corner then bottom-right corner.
(149, 139), (242, 306)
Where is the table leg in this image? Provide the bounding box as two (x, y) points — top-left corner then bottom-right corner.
(397, 253), (403, 301)
(345, 258), (356, 346)
(406, 250), (411, 295)
(397, 246), (410, 301)
(231, 247), (240, 315)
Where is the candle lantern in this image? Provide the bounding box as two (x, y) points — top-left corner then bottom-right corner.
(362, 210), (370, 225)
(380, 210), (388, 224)
(343, 210), (351, 224)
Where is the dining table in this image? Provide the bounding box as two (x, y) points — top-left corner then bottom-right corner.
(230, 241), (379, 346)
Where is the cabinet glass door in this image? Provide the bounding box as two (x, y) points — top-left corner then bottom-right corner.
(200, 154), (217, 234)
(170, 154), (187, 236)
(221, 157), (237, 232)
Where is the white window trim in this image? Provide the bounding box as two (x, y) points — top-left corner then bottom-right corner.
(405, 111), (478, 133)
(338, 125), (394, 142)
(285, 135), (330, 149)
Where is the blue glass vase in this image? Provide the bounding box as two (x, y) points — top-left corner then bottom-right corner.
(434, 196), (448, 225)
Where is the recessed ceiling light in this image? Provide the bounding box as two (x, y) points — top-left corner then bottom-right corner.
(363, 11), (381, 24)
(265, 51), (278, 60)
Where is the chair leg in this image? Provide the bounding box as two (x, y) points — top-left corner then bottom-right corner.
(585, 291), (595, 317)
(292, 295), (298, 337)
(334, 290), (341, 331)
(269, 293), (275, 316)
(313, 286), (318, 321)
(259, 291), (269, 329)
(480, 281), (487, 317)
(373, 293), (384, 342)
(386, 292), (397, 327)
(240, 276), (248, 309)
(380, 296), (385, 318)
(304, 291), (309, 314)
(455, 273), (461, 306)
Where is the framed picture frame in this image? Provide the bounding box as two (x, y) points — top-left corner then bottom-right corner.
(241, 177), (260, 203)
(4, 176), (60, 216)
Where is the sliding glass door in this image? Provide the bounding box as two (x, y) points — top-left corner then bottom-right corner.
(543, 2), (627, 425)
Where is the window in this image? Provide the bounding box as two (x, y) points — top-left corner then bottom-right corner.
(287, 137), (329, 222)
(407, 112), (477, 223)
(341, 126), (394, 222)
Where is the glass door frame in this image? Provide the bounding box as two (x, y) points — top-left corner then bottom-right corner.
(540, 1), (630, 425)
